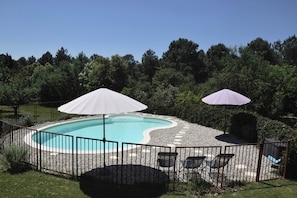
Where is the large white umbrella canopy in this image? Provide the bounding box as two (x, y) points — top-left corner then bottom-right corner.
(201, 89), (251, 106)
(58, 88), (147, 168)
(201, 89), (251, 134)
(58, 88), (147, 115)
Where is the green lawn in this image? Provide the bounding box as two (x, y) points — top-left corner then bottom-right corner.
(0, 104), (69, 125)
(0, 170), (88, 198)
(0, 170), (297, 198)
(218, 179), (297, 198)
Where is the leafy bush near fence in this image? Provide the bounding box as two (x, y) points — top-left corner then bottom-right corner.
(230, 112), (258, 142)
(174, 103), (295, 142)
(173, 103), (225, 130)
(1, 145), (30, 173)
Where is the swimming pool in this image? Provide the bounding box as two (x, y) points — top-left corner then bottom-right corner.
(26, 114), (175, 153)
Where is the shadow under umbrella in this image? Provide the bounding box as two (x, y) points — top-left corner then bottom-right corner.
(79, 164), (169, 198)
(215, 134), (248, 144)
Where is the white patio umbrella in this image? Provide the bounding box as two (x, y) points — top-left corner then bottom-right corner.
(58, 88), (148, 167)
(201, 89), (251, 133)
(201, 89), (251, 106)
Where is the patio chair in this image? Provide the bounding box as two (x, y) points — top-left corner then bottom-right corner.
(268, 155), (281, 164)
(157, 152), (178, 168)
(180, 156), (206, 182)
(268, 155), (281, 169)
(157, 152), (178, 180)
(181, 156), (206, 169)
(205, 153), (234, 182)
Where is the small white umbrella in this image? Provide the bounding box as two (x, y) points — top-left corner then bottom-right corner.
(201, 89), (251, 105)
(201, 89), (251, 133)
(58, 88), (147, 167)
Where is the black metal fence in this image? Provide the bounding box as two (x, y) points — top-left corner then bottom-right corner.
(0, 119), (290, 189)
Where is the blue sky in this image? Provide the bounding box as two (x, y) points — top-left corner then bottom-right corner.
(1, 0), (296, 62)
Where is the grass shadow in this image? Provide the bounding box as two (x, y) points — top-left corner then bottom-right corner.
(79, 164), (169, 198)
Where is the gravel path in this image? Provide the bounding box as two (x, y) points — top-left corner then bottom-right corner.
(139, 113), (247, 147)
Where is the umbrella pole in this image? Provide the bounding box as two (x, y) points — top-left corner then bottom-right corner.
(103, 114), (106, 168)
(224, 107), (226, 134)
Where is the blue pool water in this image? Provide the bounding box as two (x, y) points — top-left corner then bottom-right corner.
(32, 115), (172, 151)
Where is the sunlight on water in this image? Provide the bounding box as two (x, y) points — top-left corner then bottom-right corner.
(32, 115), (172, 151)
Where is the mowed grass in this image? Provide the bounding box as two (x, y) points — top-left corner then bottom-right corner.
(0, 170), (297, 198)
(218, 179), (297, 198)
(0, 170), (88, 198)
(0, 104), (68, 124)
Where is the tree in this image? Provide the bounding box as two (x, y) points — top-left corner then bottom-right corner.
(78, 55), (128, 92)
(141, 49), (159, 83)
(152, 68), (193, 88)
(54, 47), (72, 66)
(205, 43), (231, 73)
(0, 62), (10, 83)
(149, 84), (180, 114)
(272, 40), (283, 62)
(38, 51), (54, 65)
(17, 57), (27, 67)
(30, 63), (54, 100)
(0, 53), (16, 69)
(57, 61), (82, 99)
(109, 55), (128, 91)
(123, 54), (140, 86)
(39, 71), (66, 102)
(268, 65), (297, 116)
(282, 35), (297, 66)
(161, 38), (201, 81)
(0, 74), (34, 106)
(37, 61), (82, 102)
(74, 52), (89, 71)
(78, 56), (111, 91)
(246, 37), (279, 65)
(27, 56), (36, 65)
(193, 49), (207, 83)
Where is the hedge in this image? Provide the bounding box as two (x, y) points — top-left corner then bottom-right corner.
(170, 103), (297, 178)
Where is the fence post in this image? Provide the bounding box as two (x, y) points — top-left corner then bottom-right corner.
(0, 120), (2, 135)
(256, 142), (264, 182)
(34, 100), (38, 123)
(76, 137), (79, 180)
(10, 125), (13, 145)
(115, 142), (119, 185)
(172, 147), (177, 190)
(121, 143), (124, 185)
(39, 131), (42, 171)
(72, 136), (74, 178)
(283, 141), (291, 178)
(0, 121), (3, 152)
(220, 147), (227, 188)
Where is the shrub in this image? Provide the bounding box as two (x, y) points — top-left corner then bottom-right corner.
(174, 103), (229, 131)
(174, 103), (295, 142)
(230, 112), (258, 143)
(20, 115), (34, 127)
(1, 145), (30, 173)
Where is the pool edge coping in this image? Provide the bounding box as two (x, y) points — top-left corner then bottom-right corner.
(23, 113), (177, 154)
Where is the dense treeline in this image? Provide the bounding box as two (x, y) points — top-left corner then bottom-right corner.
(1, 35), (297, 120)
(2, 35), (297, 177)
